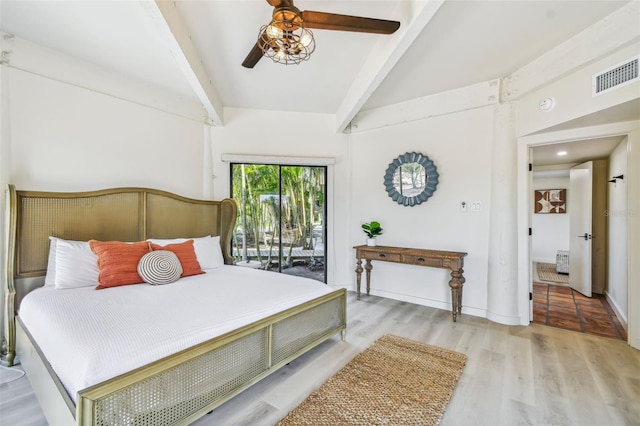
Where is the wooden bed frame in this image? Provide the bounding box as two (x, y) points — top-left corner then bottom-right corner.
(2, 185), (347, 426)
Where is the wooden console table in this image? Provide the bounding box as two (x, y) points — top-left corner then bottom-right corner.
(354, 245), (468, 322)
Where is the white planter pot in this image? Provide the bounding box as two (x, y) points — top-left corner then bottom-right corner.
(366, 238), (376, 247)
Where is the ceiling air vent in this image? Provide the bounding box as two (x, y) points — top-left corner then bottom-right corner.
(593, 56), (638, 96)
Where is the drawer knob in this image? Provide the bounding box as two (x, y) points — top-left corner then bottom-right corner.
(417, 257), (425, 262)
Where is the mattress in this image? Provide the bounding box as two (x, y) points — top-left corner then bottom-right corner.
(18, 266), (333, 402)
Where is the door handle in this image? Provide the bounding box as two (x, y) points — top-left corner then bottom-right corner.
(577, 233), (593, 240)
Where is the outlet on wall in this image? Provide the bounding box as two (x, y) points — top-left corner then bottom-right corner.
(460, 201), (467, 212)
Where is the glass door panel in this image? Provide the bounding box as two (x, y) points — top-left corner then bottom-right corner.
(231, 163), (326, 283)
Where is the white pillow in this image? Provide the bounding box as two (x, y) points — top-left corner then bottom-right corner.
(194, 236), (225, 269)
(54, 238), (100, 289)
(44, 237), (59, 286)
(147, 235), (224, 269)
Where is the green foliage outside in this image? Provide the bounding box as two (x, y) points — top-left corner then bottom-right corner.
(231, 164), (325, 269)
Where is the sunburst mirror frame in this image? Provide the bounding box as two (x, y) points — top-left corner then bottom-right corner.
(383, 152), (439, 207)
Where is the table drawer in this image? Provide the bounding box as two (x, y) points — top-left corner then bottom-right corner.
(401, 254), (443, 268)
(365, 252), (401, 262)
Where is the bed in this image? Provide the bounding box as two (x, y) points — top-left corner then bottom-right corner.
(1, 185), (346, 426)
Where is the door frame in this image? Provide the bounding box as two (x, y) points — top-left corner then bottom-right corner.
(517, 120), (640, 349)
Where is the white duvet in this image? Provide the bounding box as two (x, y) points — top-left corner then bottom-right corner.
(19, 266), (333, 402)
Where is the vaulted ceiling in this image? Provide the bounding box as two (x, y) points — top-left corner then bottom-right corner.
(0, 0), (634, 132)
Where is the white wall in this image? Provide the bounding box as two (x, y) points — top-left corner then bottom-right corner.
(210, 107), (350, 286)
(607, 138), (628, 325)
(5, 68), (206, 197)
(625, 127), (640, 349)
(531, 173), (570, 263)
(210, 106), (496, 320)
(0, 61), (10, 352)
(0, 66), (208, 355)
(348, 106), (494, 317)
(517, 42), (640, 137)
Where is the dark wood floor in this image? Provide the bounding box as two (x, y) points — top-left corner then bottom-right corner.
(532, 282), (627, 340)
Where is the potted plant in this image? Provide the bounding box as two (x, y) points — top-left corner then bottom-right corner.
(362, 221), (383, 246)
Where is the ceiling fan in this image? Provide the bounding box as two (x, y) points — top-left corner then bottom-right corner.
(242, 0), (401, 68)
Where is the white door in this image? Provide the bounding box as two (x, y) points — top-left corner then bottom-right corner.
(569, 161), (593, 297)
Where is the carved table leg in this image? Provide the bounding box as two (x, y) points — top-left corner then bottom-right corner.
(365, 259), (373, 296)
(355, 258), (363, 300)
(449, 269), (464, 322)
(458, 268), (465, 315)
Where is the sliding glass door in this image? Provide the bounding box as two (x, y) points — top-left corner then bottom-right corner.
(230, 163), (327, 283)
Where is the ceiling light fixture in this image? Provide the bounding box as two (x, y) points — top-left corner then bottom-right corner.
(257, 8), (315, 65)
(557, 151), (568, 156)
(242, 0), (400, 69)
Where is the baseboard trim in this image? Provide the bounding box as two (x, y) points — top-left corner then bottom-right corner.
(486, 310), (525, 326)
(365, 288), (487, 319)
(605, 291), (628, 330)
(533, 258), (556, 265)
(343, 284), (524, 325)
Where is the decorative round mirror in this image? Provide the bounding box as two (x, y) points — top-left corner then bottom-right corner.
(383, 152), (439, 206)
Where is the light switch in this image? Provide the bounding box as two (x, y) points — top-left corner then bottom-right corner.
(460, 201), (467, 212)
(471, 202), (482, 212)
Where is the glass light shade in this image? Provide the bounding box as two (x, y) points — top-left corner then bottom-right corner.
(265, 24), (284, 39)
(258, 20), (315, 65)
(299, 29), (313, 47)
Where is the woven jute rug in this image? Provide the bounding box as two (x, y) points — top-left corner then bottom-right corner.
(277, 334), (467, 426)
(537, 262), (569, 284)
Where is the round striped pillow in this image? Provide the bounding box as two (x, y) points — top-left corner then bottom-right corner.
(137, 250), (183, 285)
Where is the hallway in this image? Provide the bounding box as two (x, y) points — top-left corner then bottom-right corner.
(533, 282), (627, 340)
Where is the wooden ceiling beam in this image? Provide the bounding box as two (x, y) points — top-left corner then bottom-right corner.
(142, 1), (224, 126)
(335, 0), (446, 134)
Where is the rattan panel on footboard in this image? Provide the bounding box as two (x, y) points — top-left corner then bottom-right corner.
(272, 296), (344, 365)
(78, 290), (346, 426)
(90, 330), (269, 426)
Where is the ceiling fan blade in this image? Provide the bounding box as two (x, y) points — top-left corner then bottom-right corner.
(266, 0), (287, 7)
(242, 40), (264, 69)
(301, 11), (400, 34)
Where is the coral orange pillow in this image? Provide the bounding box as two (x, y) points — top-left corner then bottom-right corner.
(150, 240), (204, 277)
(89, 240), (151, 289)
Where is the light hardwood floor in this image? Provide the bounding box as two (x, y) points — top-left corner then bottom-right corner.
(1, 291), (639, 425)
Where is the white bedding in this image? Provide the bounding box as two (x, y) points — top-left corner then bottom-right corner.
(19, 266), (333, 402)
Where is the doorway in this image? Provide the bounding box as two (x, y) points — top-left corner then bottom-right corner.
(531, 281), (627, 340)
(230, 163), (327, 283)
(529, 140), (626, 339)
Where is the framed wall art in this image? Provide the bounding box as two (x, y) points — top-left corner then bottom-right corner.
(534, 189), (566, 213)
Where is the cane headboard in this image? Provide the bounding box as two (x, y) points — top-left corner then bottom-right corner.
(2, 185), (237, 365)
